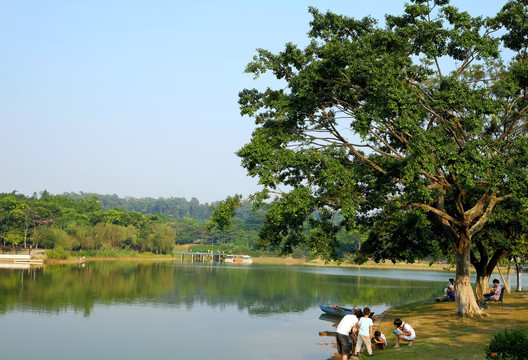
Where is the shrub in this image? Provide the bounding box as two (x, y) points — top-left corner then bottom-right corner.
(484, 328), (528, 360)
(291, 245), (311, 259)
(46, 247), (71, 260)
(92, 244), (137, 257)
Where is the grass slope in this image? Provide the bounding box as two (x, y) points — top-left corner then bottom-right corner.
(325, 292), (528, 360)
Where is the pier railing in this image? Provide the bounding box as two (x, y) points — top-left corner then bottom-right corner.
(173, 251), (225, 263)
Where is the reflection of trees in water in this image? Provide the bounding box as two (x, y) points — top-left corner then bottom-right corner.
(0, 263), (444, 315)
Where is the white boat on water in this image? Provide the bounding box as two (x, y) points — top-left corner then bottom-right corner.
(224, 255), (253, 264)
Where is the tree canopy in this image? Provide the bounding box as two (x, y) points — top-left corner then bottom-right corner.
(228, 0), (528, 316)
(0, 191), (267, 255)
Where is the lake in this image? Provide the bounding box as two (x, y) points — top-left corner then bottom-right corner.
(0, 261), (524, 360)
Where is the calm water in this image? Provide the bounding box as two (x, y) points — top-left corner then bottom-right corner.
(0, 261), (524, 360)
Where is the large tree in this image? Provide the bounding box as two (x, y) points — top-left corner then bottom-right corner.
(228, 0), (528, 316)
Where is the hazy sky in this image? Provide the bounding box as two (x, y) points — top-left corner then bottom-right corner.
(1, 1), (506, 204)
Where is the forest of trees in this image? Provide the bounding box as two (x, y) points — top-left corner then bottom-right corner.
(0, 191), (250, 254)
(64, 192), (214, 220)
(0, 191), (361, 258)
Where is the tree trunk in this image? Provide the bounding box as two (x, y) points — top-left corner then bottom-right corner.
(514, 258), (522, 292)
(516, 265), (522, 291)
(475, 272), (490, 302)
(496, 263), (510, 294)
(456, 234), (482, 317)
(506, 257), (511, 288)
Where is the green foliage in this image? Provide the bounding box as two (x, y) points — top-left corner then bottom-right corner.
(175, 217), (206, 244)
(145, 223), (175, 254)
(65, 223), (96, 250)
(291, 245), (313, 259)
(336, 229), (361, 256)
(226, 0), (528, 305)
(93, 223), (135, 249)
(46, 247), (71, 260)
(484, 328), (528, 360)
(87, 245), (138, 258)
(65, 192), (213, 221)
(33, 227), (72, 250)
(0, 196), (27, 244)
(75, 246), (139, 258)
(0, 190), (268, 255)
(206, 195), (243, 232)
(360, 208), (445, 264)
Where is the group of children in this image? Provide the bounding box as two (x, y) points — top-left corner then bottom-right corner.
(334, 308), (415, 359)
(332, 278), (502, 359)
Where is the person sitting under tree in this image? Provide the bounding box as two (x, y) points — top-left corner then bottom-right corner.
(437, 287), (456, 302)
(478, 279), (502, 309)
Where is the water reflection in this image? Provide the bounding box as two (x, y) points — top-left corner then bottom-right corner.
(3, 262), (502, 360)
(0, 261), (447, 317)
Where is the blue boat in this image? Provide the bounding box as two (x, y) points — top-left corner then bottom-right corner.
(319, 304), (354, 317)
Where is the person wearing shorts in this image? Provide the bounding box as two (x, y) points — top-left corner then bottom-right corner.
(393, 318), (416, 348)
(334, 311), (359, 360)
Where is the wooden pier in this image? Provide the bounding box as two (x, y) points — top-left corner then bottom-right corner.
(0, 254), (44, 265)
(173, 251), (225, 263)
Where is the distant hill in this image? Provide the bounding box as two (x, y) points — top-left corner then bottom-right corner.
(64, 192), (214, 221)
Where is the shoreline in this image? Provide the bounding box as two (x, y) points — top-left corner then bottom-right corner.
(41, 254), (454, 272)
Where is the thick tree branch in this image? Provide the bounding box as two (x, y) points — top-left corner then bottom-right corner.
(498, 93), (528, 141)
(411, 203), (465, 227)
(498, 118), (528, 141)
(468, 193), (513, 236)
(317, 100), (387, 175)
(466, 192), (493, 224)
(435, 193), (460, 248)
(369, 126), (404, 158)
(455, 191), (465, 220)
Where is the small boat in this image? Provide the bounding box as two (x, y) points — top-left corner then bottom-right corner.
(319, 305), (354, 317)
(319, 305), (376, 319)
(224, 255), (253, 264)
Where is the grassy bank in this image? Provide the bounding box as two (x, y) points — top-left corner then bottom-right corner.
(323, 292), (528, 360)
(252, 256), (452, 271)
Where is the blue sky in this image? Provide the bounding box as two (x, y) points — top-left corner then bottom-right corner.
(1, 1), (506, 204)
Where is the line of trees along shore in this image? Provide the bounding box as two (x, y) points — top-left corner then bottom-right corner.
(0, 191), (259, 255)
(0, 191), (360, 258)
(64, 192), (214, 220)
